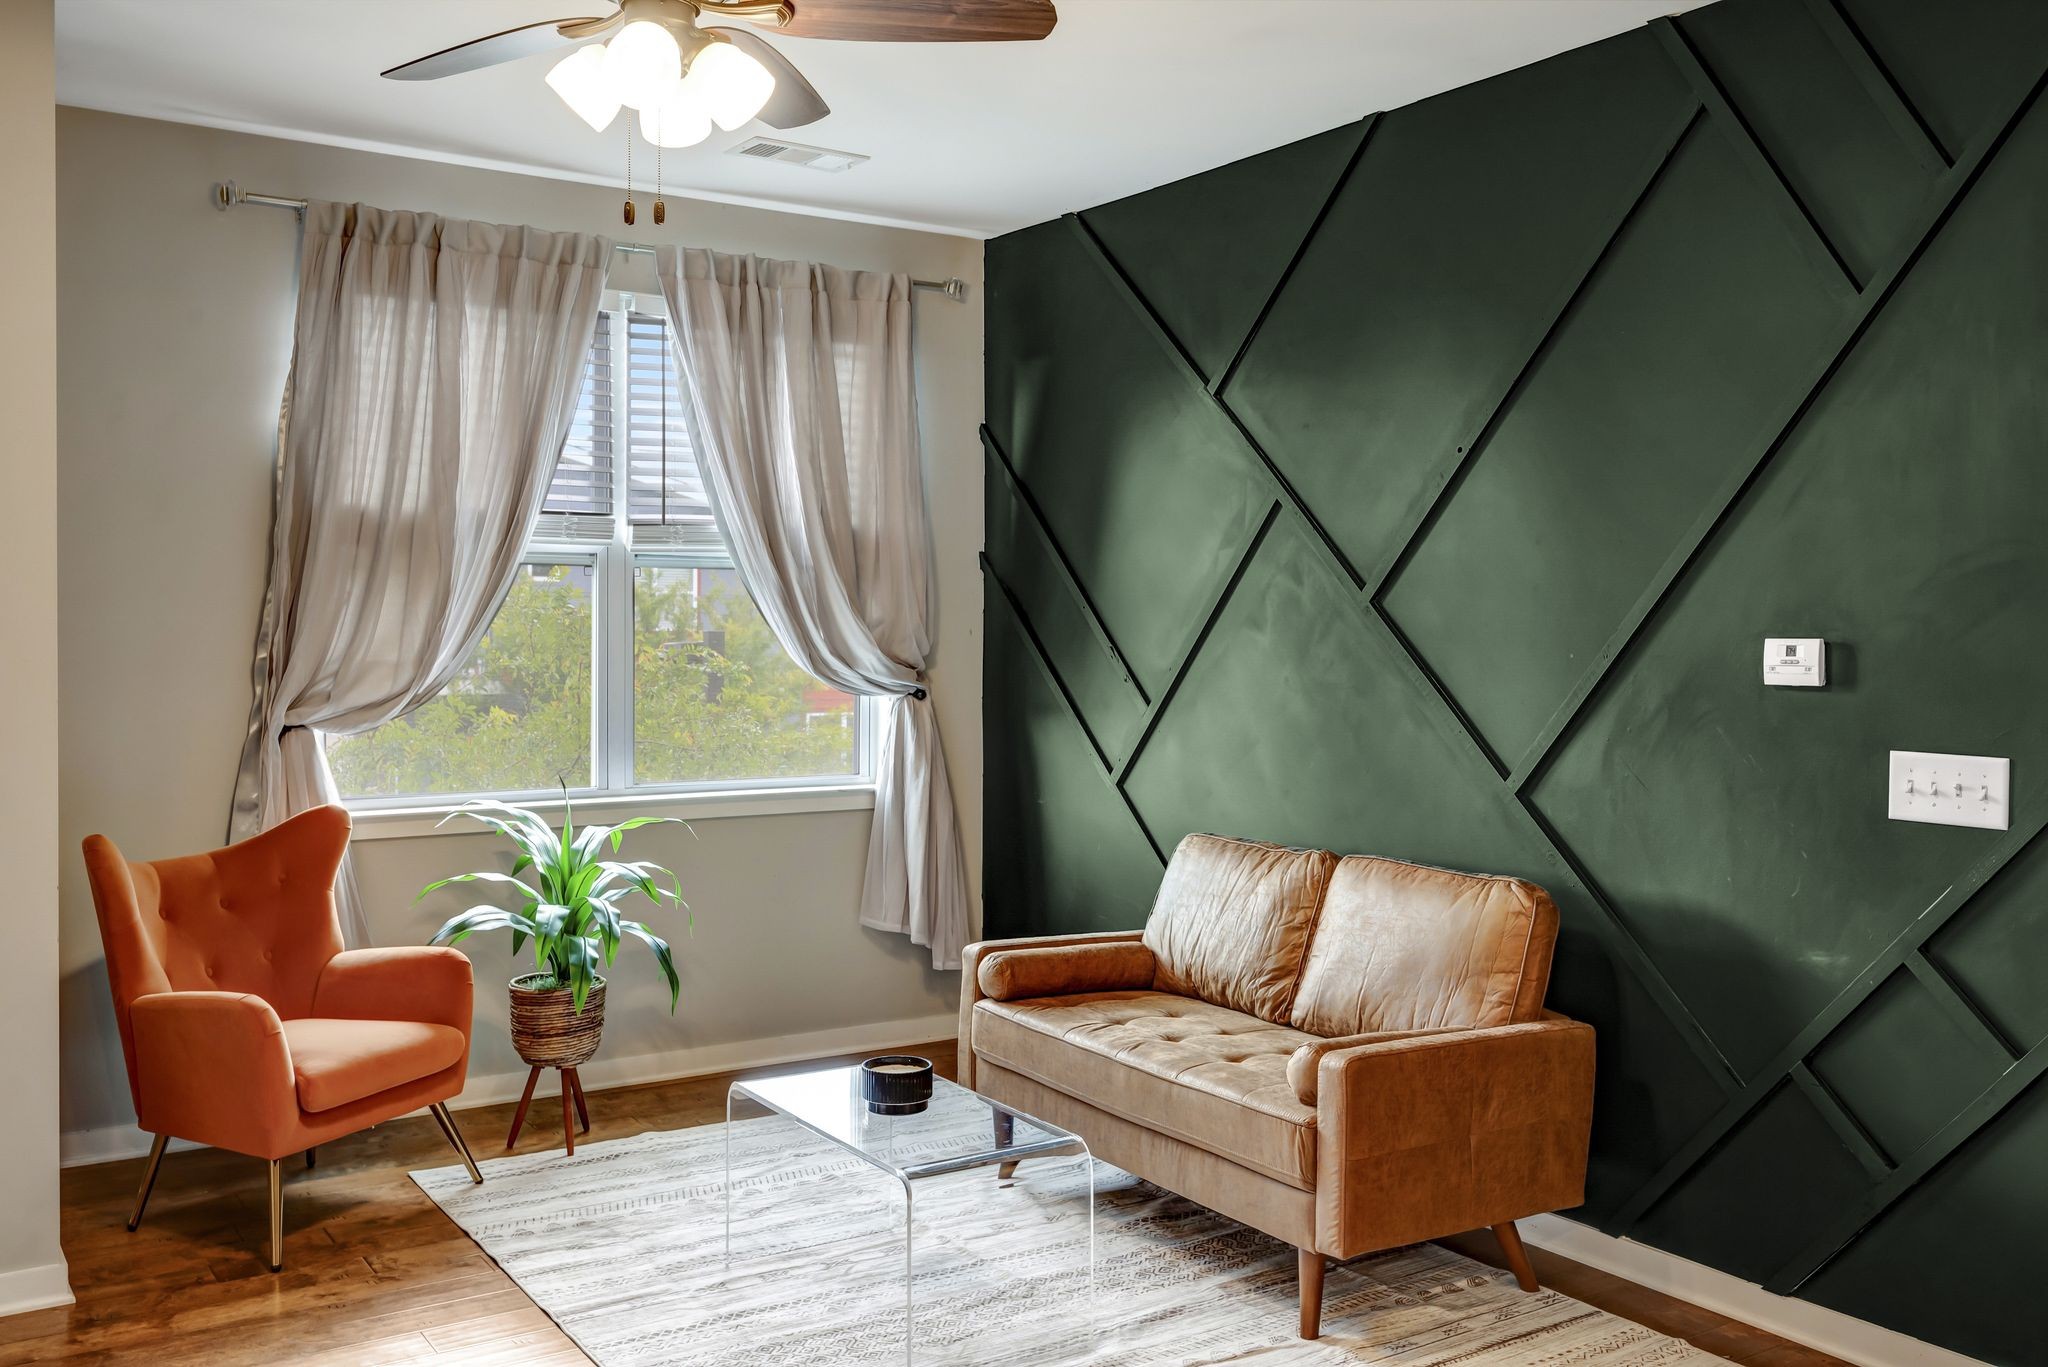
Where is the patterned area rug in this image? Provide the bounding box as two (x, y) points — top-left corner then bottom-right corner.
(413, 1090), (1726, 1366)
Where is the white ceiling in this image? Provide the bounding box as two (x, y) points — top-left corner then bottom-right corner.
(56, 0), (1702, 239)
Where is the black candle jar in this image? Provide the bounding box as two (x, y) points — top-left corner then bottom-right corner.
(860, 1055), (935, 1115)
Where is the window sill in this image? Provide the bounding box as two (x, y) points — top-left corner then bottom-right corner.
(345, 784), (877, 842)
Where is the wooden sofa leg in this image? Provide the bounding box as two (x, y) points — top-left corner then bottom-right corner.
(1298, 1247), (1325, 1340)
(1493, 1221), (1539, 1292)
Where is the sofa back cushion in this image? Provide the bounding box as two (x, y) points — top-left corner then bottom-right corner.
(1288, 855), (1558, 1036)
(1142, 834), (1337, 1024)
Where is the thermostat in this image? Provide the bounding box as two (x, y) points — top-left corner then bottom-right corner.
(1763, 638), (1825, 687)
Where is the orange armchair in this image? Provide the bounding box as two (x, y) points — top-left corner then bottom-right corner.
(82, 805), (483, 1270)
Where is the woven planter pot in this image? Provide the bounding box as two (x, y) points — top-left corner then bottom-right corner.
(508, 973), (607, 1069)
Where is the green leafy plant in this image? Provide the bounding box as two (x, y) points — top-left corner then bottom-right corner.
(421, 797), (688, 1014)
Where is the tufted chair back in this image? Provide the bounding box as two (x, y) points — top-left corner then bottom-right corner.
(82, 806), (351, 1108)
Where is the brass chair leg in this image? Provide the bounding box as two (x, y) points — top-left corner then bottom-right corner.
(126, 1133), (168, 1231)
(267, 1158), (284, 1272)
(429, 1102), (484, 1184)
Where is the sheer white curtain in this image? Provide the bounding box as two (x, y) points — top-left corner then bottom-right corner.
(657, 247), (970, 970)
(230, 201), (611, 944)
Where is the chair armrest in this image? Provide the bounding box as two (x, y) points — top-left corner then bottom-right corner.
(957, 931), (1145, 1088)
(129, 992), (298, 1153)
(1286, 1028), (1458, 1105)
(1313, 1016), (1595, 1258)
(314, 947), (474, 1034)
(977, 941), (1156, 1002)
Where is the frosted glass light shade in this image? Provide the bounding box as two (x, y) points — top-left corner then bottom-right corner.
(641, 82), (713, 148)
(688, 41), (776, 131)
(545, 46), (621, 131)
(602, 19), (683, 111)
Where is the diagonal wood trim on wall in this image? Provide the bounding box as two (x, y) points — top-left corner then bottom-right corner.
(984, 1), (2048, 1358)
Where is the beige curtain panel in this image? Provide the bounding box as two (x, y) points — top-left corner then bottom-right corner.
(658, 247), (970, 970)
(230, 201), (612, 944)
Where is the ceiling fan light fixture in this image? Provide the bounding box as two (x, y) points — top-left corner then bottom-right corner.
(642, 81), (714, 148)
(602, 18), (684, 111)
(687, 40), (777, 132)
(545, 45), (622, 132)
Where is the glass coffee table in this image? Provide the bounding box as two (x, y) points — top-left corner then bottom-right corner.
(725, 1064), (1094, 1364)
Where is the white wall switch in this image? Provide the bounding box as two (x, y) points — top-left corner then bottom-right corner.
(1888, 751), (2010, 830)
(1763, 637), (1826, 686)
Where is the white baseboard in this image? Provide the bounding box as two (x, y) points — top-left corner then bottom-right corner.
(60, 1126), (205, 1169)
(61, 1012), (959, 1168)
(1520, 1213), (1986, 1367)
(0, 1260), (73, 1317)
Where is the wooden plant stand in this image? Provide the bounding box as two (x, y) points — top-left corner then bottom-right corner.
(506, 1066), (591, 1155)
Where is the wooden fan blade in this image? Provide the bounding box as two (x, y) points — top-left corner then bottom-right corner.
(705, 28), (832, 128)
(381, 15), (618, 80)
(726, 0), (1056, 43)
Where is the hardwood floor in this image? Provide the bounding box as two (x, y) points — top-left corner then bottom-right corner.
(9, 1041), (1849, 1365)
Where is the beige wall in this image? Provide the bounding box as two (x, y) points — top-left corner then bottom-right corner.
(56, 108), (983, 1153)
(0, 0), (72, 1312)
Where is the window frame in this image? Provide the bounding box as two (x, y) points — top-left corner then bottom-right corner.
(339, 289), (877, 824)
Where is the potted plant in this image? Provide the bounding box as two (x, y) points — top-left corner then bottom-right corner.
(421, 799), (686, 1073)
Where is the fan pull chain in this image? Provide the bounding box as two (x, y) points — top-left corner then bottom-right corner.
(654, 130), (667, 226)
(623, 120), (637, 226)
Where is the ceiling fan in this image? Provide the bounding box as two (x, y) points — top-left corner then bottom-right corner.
(382, 0), (1058, 148)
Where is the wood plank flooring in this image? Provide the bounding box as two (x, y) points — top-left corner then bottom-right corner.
(8, 1041), (1849, 1365)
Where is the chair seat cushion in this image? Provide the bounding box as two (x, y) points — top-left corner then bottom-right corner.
(973, 990), (1319, 1189)
(281, 1018), (466, 1113)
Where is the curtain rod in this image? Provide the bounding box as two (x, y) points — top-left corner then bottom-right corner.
(212, 181), (967, 300)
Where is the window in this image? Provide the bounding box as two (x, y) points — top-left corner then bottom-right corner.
(326, 295), (866, 807)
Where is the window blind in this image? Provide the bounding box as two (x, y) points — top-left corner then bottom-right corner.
(531, 308), (724, 556)
(536, 311), (616, 543)
(623, 311), (722, 555)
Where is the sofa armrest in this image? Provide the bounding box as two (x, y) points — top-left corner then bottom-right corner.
(314, 946), (474, 1035)
(958, 931), (1145, 1088)
(130, 991), (299, 1155)
(1286, 1028), (1458, 1105)
(977, 941), (1156, 1002)
(1313, 1015), (1595, 1258)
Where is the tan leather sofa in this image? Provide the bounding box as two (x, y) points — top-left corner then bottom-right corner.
(959, 833), (1595, 1339)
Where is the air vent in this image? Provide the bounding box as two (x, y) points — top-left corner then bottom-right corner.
(726, 136), (869, 173)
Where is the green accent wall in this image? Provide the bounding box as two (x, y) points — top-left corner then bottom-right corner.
(980, 1), (2048, 1360)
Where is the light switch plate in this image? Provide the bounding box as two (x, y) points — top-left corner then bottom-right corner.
(1888, 750), (2010, 830)
(1764, 637), (1825, 686)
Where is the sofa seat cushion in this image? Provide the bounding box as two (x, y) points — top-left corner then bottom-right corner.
(973, 991), (1319, 1189)
(281, 1017), (466, 1113)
